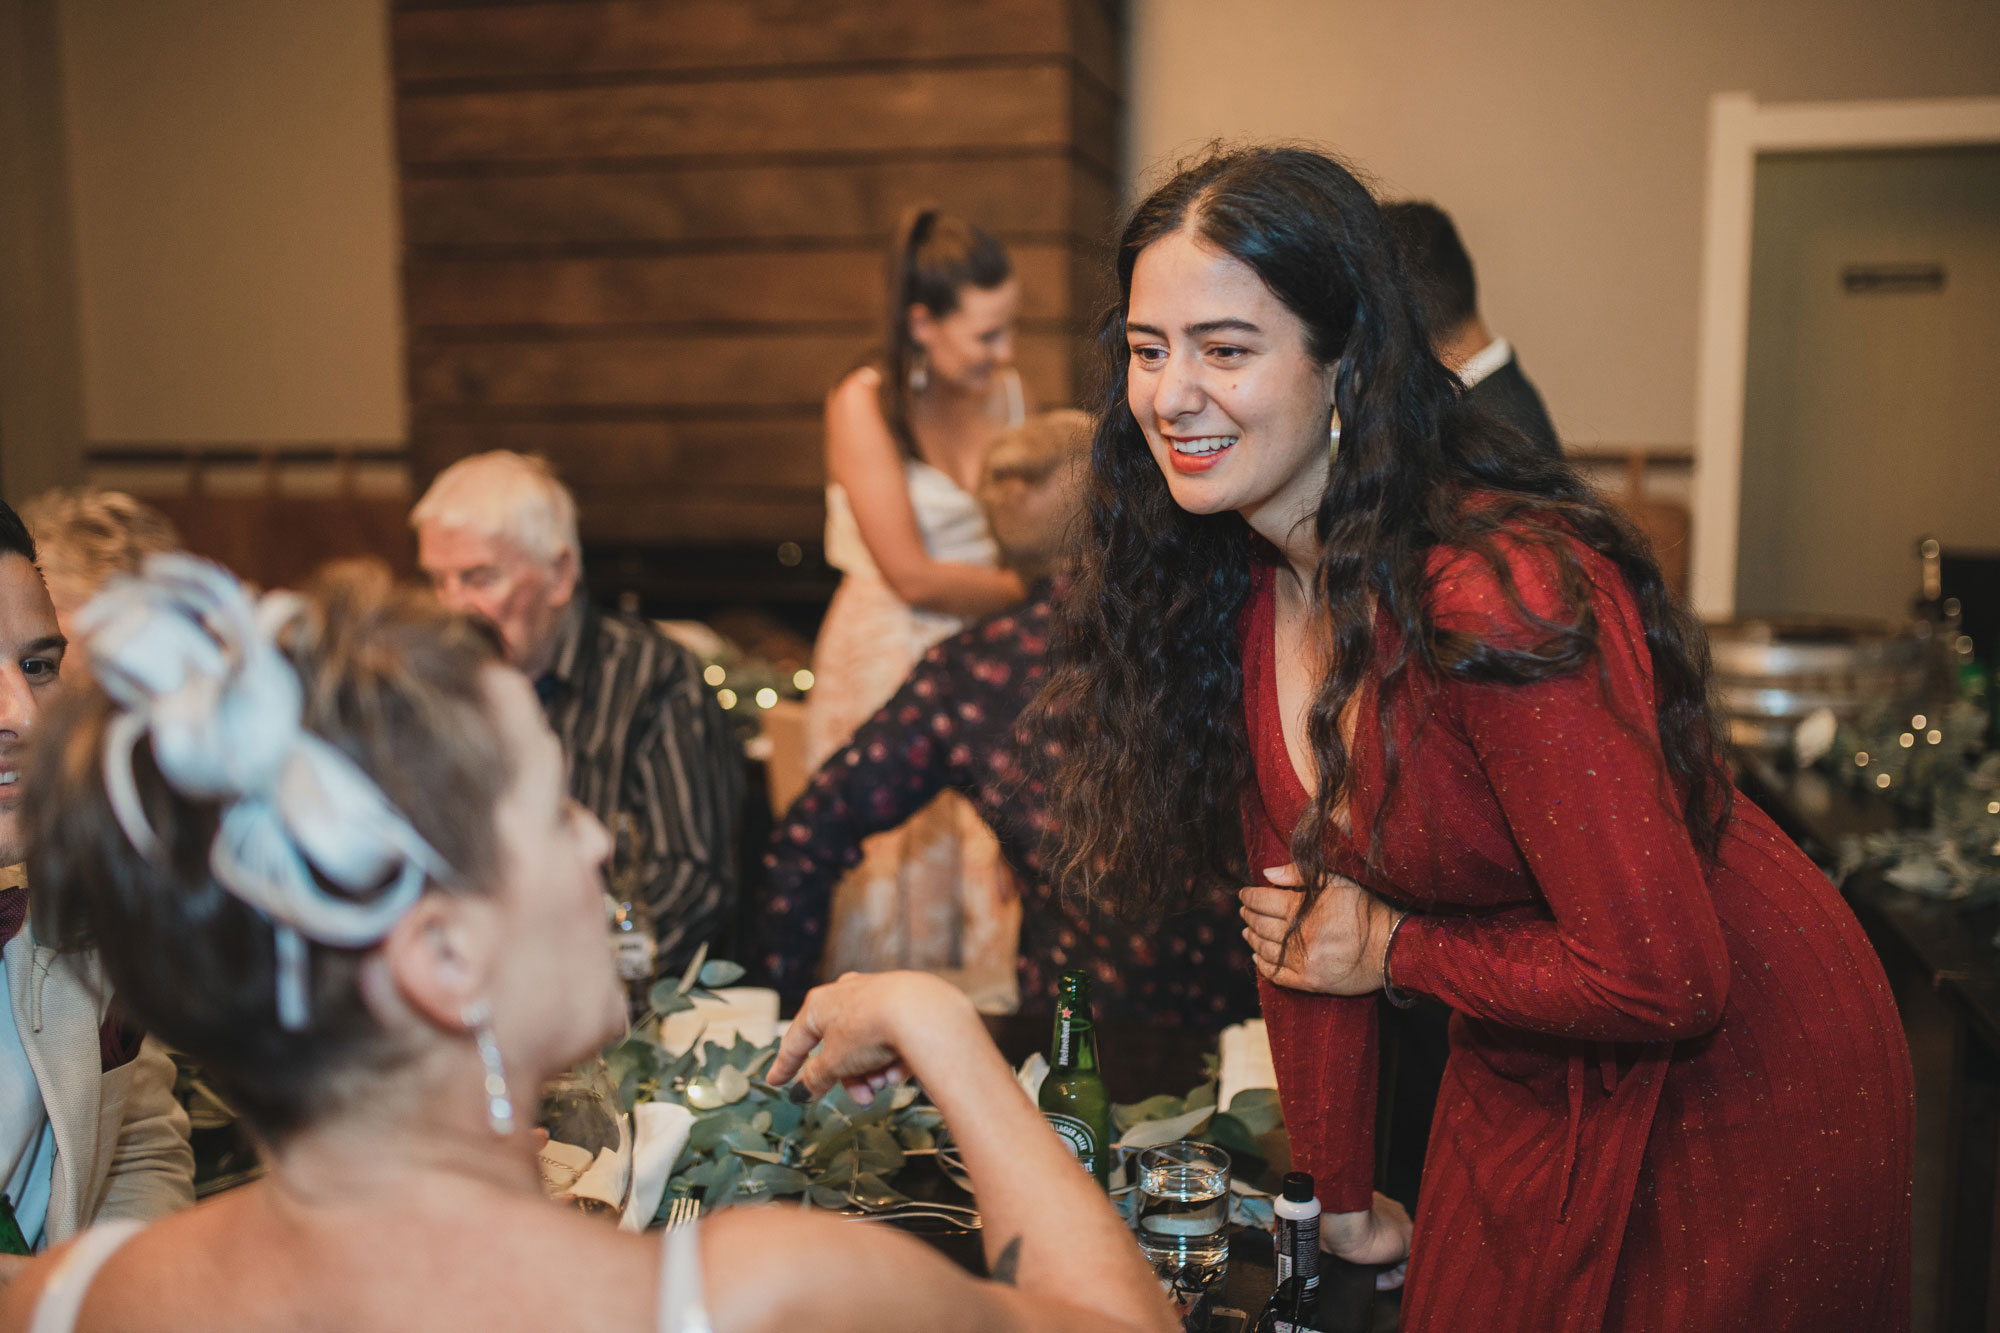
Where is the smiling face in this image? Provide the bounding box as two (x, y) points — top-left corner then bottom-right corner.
(479, 665), (624, 1075)
(910, 278), (1020, 391)
(0, 554), (64, 865)
(1125, 228), (1340, 548)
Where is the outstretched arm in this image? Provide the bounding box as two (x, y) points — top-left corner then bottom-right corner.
(754, 972), (1172, 1332)
(759, 608), (1049, 994)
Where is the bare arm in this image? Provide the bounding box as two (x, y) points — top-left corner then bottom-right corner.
(754, 972), (1172, 1332)
(825, 374), (1026, 618)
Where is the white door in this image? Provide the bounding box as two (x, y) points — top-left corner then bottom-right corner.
(1735, 145), (2000, 623)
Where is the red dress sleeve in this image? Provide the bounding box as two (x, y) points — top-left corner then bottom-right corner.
(1386, 540), (1733, 1042)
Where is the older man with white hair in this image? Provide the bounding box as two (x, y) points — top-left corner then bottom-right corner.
(411, 452), (742, 975)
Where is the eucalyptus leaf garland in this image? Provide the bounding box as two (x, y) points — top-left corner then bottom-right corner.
(590, 964), (1291, 1228)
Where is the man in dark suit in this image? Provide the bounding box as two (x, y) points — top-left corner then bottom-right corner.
(1383, 201), (1562, 457)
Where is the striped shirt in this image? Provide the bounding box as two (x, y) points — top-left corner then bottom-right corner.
(537, 598), (744, 976)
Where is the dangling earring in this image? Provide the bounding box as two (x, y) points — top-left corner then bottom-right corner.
(1329, 408), (1342, 460)
(463, 1000), (515, 1136)
(909, 349), (929, 395)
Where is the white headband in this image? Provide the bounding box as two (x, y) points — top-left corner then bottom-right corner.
(79, 555), (452, 1030)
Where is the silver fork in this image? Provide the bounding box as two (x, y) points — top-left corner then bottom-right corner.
(838, 1201), (982, 1232)
(665, 1195), (701, 1231)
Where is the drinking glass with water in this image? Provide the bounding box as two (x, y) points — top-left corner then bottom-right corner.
(1135, 1140), (1231, 1330)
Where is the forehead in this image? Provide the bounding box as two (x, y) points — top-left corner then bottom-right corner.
(948, 279), (1019, 325)
(0, 554), (59, 645)
(417, 523), (521, 572)
(1128, 229), (1288, 326)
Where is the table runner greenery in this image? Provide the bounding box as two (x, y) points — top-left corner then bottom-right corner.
(600, 953), (1288, 1225)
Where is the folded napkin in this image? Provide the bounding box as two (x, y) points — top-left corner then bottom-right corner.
(537, 1138), (596, 1195)
(658, 986), (780, 1056)
(1016, 1051), (1049, 1103)
(620, 1101), (696, 1232)
(565, 1144), (630, 1213)
(1218, 1019), (1276, 1112)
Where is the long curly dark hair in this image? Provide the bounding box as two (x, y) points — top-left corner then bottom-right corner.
(1032, 145), (1729, 918)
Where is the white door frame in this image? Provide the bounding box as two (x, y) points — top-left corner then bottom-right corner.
(1691, 92), (2000, 618)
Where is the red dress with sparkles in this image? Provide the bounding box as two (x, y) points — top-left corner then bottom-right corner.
(1240, 540), (1912, 1332)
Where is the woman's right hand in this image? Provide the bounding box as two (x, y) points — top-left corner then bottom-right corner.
(768, 971), (978, 1105)
(1319, 1191), (1413, 1268)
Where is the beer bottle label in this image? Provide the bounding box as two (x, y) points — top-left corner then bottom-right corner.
(1044, 1111), (1100, 1174)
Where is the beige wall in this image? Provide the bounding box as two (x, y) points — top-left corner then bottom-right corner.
(17, 3), (2000, 498)
(0, 0), (87, 499)
(58, 0), (404, 446)
(1126, 0), (2000, 453)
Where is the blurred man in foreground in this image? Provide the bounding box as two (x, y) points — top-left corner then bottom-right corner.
(0, 500), (192, 1284)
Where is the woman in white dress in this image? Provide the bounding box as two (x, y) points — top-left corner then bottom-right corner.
(805, 208), (1030, 1005)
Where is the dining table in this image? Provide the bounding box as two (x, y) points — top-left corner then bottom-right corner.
(874, 1011), (1388, 1333)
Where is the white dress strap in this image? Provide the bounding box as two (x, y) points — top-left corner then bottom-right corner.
(657, 1219), (715, 1333)
(29, 1220), (145, 1333)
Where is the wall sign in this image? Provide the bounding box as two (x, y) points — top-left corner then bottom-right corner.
(1841, 263), (1946, 294)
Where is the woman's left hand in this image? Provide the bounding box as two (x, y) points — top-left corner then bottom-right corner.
(1239, 863), (1403, 996)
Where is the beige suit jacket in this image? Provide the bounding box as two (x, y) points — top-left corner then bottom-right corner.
(4, 921), (194, 1246)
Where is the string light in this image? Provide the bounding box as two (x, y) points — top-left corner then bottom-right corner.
(1875, 773), (1892, 789)
(1855, 752), (1870, 766)
(1899, 733), (1915, 749)
(1926, 730), (1942, 745)
(1911, 715), (1927, 730)
(755, 687), (778, 709)
(703, 664), (726, 687)
(717, 688), (738, 709)
(793, 668), (815, 691)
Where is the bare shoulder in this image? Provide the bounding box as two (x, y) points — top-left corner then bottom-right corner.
(825, 368), (907, 492)
(826, 366), (885, 420)
(19, 1189), (665, 1332)
(0, 1248), (58, 1332)
(700, 1204), (1017, 1333)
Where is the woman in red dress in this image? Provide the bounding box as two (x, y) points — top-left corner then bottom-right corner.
(1034, 146), (1912, 1330)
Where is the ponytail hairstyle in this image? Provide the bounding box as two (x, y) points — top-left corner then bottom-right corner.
(879, 206), (1014, 457)
(1032, 145), (1731, 920)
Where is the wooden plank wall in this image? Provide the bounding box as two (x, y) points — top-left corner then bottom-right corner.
(391, 0), (1123, 548)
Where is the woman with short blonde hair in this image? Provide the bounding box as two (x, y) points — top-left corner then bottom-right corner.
(2, 558), (1170, 1333)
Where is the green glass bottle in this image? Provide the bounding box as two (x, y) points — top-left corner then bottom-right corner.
(0, 1195), (30, 1257)
(1039, 969), (1112, 1188)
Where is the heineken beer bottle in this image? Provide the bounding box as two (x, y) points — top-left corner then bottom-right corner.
(1039, 968), (1112, 1187)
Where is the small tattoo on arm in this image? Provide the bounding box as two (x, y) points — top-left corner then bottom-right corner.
(991, 1237), (1023, 1287)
